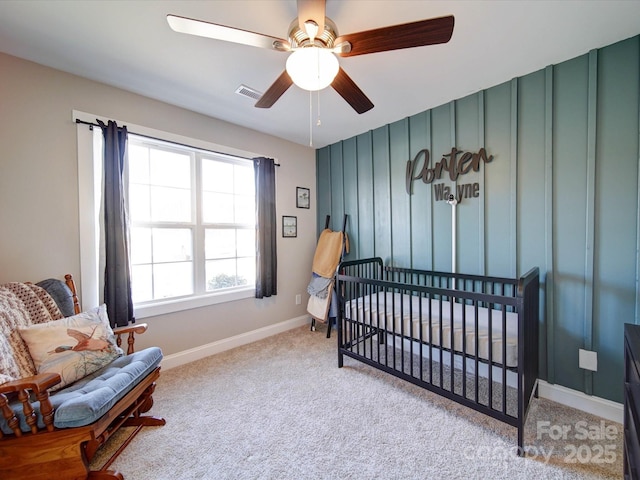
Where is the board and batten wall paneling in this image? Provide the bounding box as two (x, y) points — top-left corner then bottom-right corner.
(517, 69), (548, 381)
(316, 147), (331, 236)
(356, 132), (375, 259)
(329, 143), (344, 235)
(342, 137), (358, 261)
(430, 104), (453, 272)
(583, 50), (598, 396)
(372, 126), (392, 264)
(552, 53), (590, 395)
(484, 81), (515, 278)
(593, 37), (639, 400)
(316, 35), (640, 403)
(455, 92), (483, 276)
(408, 111), (433, 270)
(543, 65), (556, 386)
(390, 119), (411, 268)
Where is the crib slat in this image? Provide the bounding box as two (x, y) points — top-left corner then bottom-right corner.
(438, 294), (444, 390)
(502, 304), (508, 414)
(474, 300), (480, 404)
(449, 293), (455, 394)
(488, 295), (493, 410)
(462, 296), (467, 400)
(428, 291), (433, 385)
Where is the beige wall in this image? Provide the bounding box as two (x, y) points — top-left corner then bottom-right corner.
(0, 52), (317, 355)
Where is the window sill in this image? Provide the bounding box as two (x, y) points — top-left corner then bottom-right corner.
(134, 287), (254, 319)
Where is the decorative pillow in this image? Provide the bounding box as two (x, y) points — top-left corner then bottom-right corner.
(18, 305), (123, 390)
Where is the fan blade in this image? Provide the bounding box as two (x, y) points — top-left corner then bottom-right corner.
(335, 15), (454, 57)
(331, 68), (374, 114)
(167, 14), (290, 52)
(255, 71), (294, 108)
(297, 0), (325, 36)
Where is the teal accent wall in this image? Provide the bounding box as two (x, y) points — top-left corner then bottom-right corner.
(316, 35), (640, 403)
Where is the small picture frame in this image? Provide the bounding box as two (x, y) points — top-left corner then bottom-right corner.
(296, 187), (310, 209)
(282, 216), (297, 238)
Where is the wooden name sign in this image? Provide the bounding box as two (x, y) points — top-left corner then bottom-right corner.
(405, 147), (494, 202)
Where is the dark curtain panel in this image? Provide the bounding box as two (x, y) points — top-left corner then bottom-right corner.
(254, 157), (277, 298)
(98, 120), (134, 327)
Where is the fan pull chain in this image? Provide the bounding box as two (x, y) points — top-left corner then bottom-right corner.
(309, 90), (313, 147)
(317, 90), (321, 126)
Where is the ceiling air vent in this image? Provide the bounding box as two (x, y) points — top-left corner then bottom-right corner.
(235, 84), (262, 101)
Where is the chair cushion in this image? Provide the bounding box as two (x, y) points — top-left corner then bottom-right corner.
(0, 346), (163, 433)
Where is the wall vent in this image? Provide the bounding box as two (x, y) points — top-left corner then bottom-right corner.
(235, 84), (263, 100)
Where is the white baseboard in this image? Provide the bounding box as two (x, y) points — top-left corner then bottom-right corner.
(161, 323), (624, 425)
(161, 315), (310, 371)
(537, 380), (623, 424)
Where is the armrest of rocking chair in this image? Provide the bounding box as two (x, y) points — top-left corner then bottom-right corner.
(113, 323), (149, 355)
(0, 373), (60, 436)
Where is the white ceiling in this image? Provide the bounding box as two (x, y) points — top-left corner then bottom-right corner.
(1, 1), (640, 148)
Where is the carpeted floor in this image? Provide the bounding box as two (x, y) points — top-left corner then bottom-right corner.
(92, 325), (623, 479)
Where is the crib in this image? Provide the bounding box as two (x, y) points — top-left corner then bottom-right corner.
(335, 257), (540, 454)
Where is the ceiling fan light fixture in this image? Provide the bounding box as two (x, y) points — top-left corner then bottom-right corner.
(285, 46), (339, 91)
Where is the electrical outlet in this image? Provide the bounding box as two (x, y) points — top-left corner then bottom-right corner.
(579, 348), (598, 371)
(295, 294), (301, 305)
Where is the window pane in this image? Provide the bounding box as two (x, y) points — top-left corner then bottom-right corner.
(128, 144), (150, 183)
(129, 184), (151, 222)
(237, 229), (255, 257)
(150, 149), (191, 189)
(205, 229), (236, 259)
(233, 194), (254, 224)
(130, 227), (152, 264)
(206, 259), (243, 291)
(202, 192), (234, 223)
(153, 262), (193, 299)
(202, 159), (234, 193)
(237, 257), (255, 286)
(152, 228), (192, 263)
(131, 264), (153, 303)
(234, 164), (255, 196)
(150, 186), (191, 222)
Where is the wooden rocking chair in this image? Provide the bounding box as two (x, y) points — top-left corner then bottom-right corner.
(0, 275), (165, 480)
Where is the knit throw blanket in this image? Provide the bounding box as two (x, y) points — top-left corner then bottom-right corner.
(0, 283), (62, 384)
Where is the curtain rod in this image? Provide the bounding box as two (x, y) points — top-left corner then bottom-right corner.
(75, 119), (280, 166)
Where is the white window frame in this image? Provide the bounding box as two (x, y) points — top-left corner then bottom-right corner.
(74, 110), (268, 319)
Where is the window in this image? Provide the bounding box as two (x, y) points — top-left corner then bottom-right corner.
(127, 135), (256, 306)
(75, 111), (265, 317)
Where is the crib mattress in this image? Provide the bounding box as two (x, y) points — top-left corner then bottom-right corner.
(344, 292), (519, 368)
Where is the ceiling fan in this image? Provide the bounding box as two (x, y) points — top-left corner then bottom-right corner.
(167, 0), (454, 114)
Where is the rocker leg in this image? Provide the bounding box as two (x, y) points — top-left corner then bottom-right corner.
(88, 471), (125, 480)
(124, 416), (166, 427)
